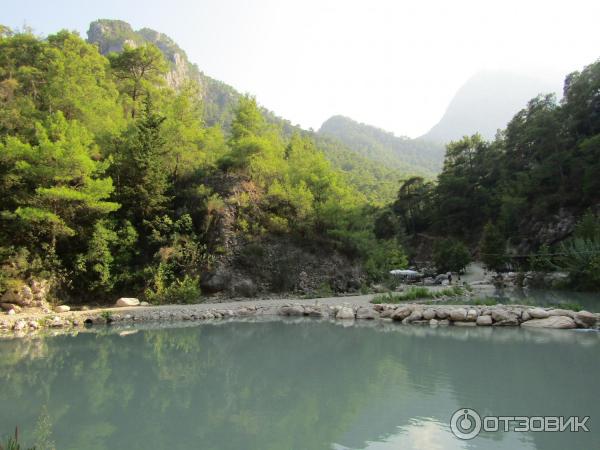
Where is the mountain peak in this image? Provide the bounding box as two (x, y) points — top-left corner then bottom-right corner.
(422, 70), (561, 143)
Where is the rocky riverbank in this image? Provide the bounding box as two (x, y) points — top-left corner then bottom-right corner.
(1, 296), (598, 337)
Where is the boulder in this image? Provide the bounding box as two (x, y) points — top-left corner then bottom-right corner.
(548, 308), (575, 318)
(402, 310), (423, 324)
(422, 309), (436, 320)
(476, 315), (493, 326)
(435, 308), (449, 320)
(54, 305), (70, 313)
(521, 311), (531, 321)
(466, 309), (478, 321)
(391, 306), (412, 321)
(115, 298), (140, 307)
(304, 305), (324, 317)
(336, 307), (355, 320)
(491, 308), (519, 323)
(379, 308), (395, 319)
(438, 319), (450, 326)
(429, 319), (439, 326)
(13, 320), (26, 331)
(356, 307), (379, 320)
(449, 308), (467, 321)
(574, 311), (597, 328)
(7, 309), (16, 316)
(0, 303), (20, 312)
(279, 305), (305, 316)
(528, 308), (550, 319)
(521, 316), (576, 329)
(200, 269), (231, 293)
(1, 283), (33, 307)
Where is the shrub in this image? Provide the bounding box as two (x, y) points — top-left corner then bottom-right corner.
(146, 275), (201, 304)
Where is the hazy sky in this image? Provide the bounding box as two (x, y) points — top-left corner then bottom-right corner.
(4, 0), (600, 137)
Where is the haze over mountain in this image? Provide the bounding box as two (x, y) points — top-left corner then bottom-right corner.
(421, 71), (562, 143)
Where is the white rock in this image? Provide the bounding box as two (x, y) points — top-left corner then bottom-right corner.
(521, 316), (576, 329)
(115, 298), (140, 307)
(7, 309), (16, 316)
(466, 309), (478, 321)
(429, 318), (439, 326)
(336, 307), (355, 320)
(54, 305), (70, 313)
(140, 301), (150, 306)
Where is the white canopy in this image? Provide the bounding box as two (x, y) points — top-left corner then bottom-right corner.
(389, 269), (420, 276)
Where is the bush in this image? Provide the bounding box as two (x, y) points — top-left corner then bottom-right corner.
(146, 272), (202, 304)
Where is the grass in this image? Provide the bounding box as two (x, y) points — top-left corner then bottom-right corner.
(372, 285), (465, 304)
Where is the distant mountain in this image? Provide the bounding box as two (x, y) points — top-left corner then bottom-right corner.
(318, 116), (445, 175)
(421, 71), (561, 143)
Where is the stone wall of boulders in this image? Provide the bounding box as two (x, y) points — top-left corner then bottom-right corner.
(277, 303), (598, 330)
(1, 300), (598, 337)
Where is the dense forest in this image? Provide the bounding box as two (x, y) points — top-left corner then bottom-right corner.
(0, 21), (599, 306)
(386, 58), (600, 289)
(0, 25), (407, 303)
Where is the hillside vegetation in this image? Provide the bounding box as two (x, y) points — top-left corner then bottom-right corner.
(0, 26), (407, 303)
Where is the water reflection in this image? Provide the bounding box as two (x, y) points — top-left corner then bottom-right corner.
(0, 320), (598, 449)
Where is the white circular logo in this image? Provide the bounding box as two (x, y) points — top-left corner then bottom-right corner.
(450, 408), (482, 440)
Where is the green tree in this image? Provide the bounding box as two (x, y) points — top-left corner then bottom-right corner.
(479, 222), (507, 271)
(0, 112), (118, 251)
(432, 238), (471, 273)
(108, 44), (167, 118)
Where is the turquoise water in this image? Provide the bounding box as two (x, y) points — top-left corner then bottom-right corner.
(0, 320), (598, 449)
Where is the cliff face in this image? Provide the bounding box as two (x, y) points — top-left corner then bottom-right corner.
(87, 19), (238, 125)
